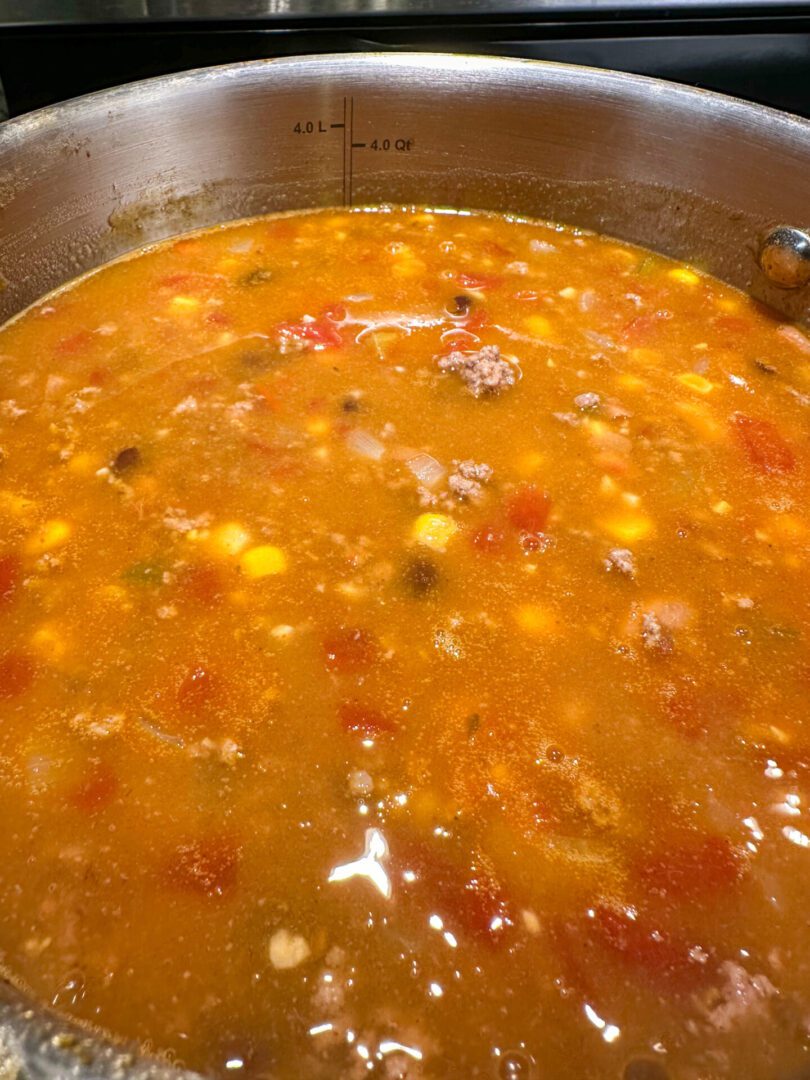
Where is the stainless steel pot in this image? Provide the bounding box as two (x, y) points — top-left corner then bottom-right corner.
(0, 51), (809, 1080)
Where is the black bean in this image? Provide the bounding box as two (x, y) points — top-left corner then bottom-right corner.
(341, 396), (361, 414)
(754, 359), (778, 375)
(111, 446), (141, 474)
(447, 294), (472, 316)
(623, 1060), (670, 1080)
(401, 554), (440, 598)
(240, 267), (273, 286)
(467, 713), (481, 740)
(241, 347), (278, 370)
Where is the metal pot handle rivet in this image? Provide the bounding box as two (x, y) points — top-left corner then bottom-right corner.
(758, 225), (810, 289)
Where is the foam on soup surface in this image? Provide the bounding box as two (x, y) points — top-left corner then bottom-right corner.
(0, 206), (809, 1080)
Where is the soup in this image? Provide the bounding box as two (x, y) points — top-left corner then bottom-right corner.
(0, 207), (809, 1080)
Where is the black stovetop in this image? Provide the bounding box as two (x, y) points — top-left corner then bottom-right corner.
(0, 0), (809, 119)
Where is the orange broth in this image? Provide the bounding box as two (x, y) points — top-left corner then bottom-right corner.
(0, 206), (810, 1080)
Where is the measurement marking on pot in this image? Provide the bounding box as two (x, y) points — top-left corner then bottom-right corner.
(290, 97), (415, 207)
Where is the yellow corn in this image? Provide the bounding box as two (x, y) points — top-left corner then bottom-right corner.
(30, 625), (67, 662)
(240, 544), (288, 578)
(67, 452), (98, 475)
(169, 295), (200, 313)
(514, 604), (556, 635)
(26, 518), (71, 554)
(209, 521), (251, 557)
(600, 513), (653, 544)
(305, 417), (331, 437)
(676, 372), (714, 395)
(668, 267), (700, 286)
(712, 500), (732, 516)
(411, 513), (458, 552)
(524, 314), (553, 339)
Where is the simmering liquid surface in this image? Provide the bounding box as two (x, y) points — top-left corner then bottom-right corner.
(1, 207), (810, 1080)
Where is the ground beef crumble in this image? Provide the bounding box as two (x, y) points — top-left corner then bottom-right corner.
(703, 961), (778, 1032)
(605, 547), (636, 578)
(438, 345), (516, 398)
(641, 611), (674, 655)
(448, 459), (493, 501)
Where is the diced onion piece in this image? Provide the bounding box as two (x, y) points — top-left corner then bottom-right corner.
(405, 452), (445, 489)
(227, 236), (254, 253)
(346, 428), (385, 461)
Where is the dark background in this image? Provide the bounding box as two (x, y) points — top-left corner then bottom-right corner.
(0, 1), (809, 119)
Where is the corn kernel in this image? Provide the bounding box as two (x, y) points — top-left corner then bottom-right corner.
(240, 544), (288, 578)
(411, 513), (458, 552)
(209, 521), (251, 557)
(514, 604), (556, 635)
(391, 258), (426, 279)
(558, 286), (578, 300)
(217, 256), (240, 272)
(67, 452), (97, 475)
(26, 518), (71, 554)
(600, 513), (653, 544)
(0, 490), (36, 518)
(515, 451), (544, 477)
(305, 417), (331, 437)
(609, 246), (637, 263)
(629, 347), (662, 367)
(712, 500), (732, 516)
(772, 514), (808, 541)
(668, 267), (700, 286)
(169, 295), (200, 313)
(675, 401), (722, 440)
(717, 297), (740, 313)
(30, 625), (67, 662)
(676, 372), (714, 395)
(524, 314), (553, 339)
(617, 373), (647, 393)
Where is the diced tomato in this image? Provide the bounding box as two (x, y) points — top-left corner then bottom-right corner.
(88, 366), (112, 387)
(397, 837), (512, 947)
(323, 627), (380, 673)
(338, 701), (396, 738)
(164, 836), (240, 898)
(321, 303), (346, 323)
(177, 564), (226, 606)
(55, 330), (93, 356)
(0, 651), (35, 700)
(157, 272), (216, 291)
(205, 310), (231, 327)
(506, 485), (551, 533)
(584, 905), (711, 994)
(462, 308), (490, 333)
(177, 665), (221, 713)
(714, 314), (749, 337)
(68, 762), (119, 814)
(0, 554), (21, 605)
(483, 240), (514, 260)
(660, 680), (742, 739)
(550, 901), (715, 1000)
(276, 313), (342, 351)
(621, 310), (673, 343)
(469, 524), (505, 553)
(730, 413), (796, 474)
(455, 272), (502, 291)
(633, 835), (745, 904)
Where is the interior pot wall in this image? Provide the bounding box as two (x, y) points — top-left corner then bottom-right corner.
(0, 53), (808, 327)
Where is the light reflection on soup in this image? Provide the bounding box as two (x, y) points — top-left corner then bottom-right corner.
(0, 206), (809, 1080)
